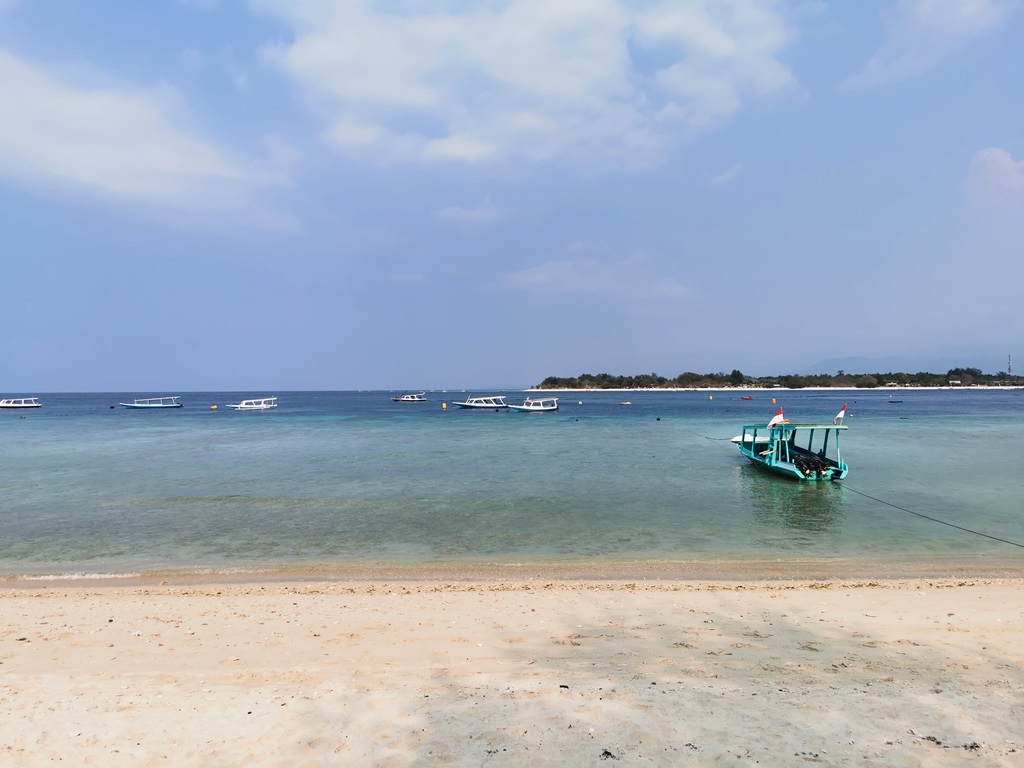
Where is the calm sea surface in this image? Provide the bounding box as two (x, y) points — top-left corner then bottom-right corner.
(2, 389), (1023, 579)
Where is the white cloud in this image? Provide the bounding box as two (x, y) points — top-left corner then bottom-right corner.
(220, 46), (250, 90)
(176, 0), (221, 9)
(436, 194), (508, 223)
(390, 272), (425, 284)
(967, 147), (1024, 209)
(565, 239), (609, 253)
(711, 162), (744, 186)
(0, 50), (291, 228)
(180, 48), (206, 74)
(848, 0), (1013, 88)
(504, 255), (691, 301)
(254, 0), (798, 167)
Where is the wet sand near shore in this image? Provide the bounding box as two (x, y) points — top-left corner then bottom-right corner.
(5, 554), (1024, 589)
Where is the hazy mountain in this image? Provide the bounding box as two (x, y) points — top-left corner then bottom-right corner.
(796, 355), (996, 377)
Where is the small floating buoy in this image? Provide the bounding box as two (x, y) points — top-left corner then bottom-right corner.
(211, 405), (218, 410)
(709, 395), (713, 400)
(442, 402), (447, 410)
(772, 397), (777, 405)
(578, 401), (582, 406)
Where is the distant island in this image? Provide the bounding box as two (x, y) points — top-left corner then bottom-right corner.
(535, 367), (1023, 390)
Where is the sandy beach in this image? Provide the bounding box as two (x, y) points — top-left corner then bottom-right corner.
(2, 576), (1023, 766)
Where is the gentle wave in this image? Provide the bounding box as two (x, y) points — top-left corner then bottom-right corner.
(15, 572), (142, 581)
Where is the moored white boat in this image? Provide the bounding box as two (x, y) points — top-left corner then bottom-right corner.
(119, 396), (183, 409)
(226, 396), (278, 411)
(451, 395), (509, 409)
(508, 396), (558, 413)
(0, 397), (42, 408)
(392, 392), (426, 402)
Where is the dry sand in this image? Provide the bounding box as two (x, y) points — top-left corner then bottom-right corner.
(2, 577), (1023, 766)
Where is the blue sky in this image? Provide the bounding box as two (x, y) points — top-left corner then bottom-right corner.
(1, 0), (1021, 391)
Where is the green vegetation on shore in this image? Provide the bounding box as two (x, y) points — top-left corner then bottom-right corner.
(536, 367), (1023, 390)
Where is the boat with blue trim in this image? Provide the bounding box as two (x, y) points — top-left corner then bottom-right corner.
(508, 396), (558, 413)
(119, 396), (183, 409)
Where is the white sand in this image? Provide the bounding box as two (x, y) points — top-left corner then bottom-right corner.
(2, 578), (1023, 766)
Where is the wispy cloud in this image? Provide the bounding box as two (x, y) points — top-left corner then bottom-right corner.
(0, 50), (292, 228)
(847, 0), (1014, 88)
(254, 0), (798, 168)
(711, 162), (744, 186)
(967, 147), (1024, 209)
(220, 45), (249, 90)
(390, 272), (425, 284)
(565, 240), (610, 253)
(436, 194), (509, 223)
(504, 254), (691, 302)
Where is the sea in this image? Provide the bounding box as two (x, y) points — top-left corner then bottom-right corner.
(2, 389), (1023, 581)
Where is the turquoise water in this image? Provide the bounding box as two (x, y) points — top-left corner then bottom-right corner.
(2, 389), (1023, 577)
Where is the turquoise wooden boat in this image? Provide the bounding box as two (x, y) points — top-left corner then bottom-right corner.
(733, 407), (848, 481)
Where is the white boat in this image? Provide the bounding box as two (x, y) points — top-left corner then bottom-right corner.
(226, 397), (278, 411)
(451, 395), (509, 409)
(119, 396), (183, 409)
(508, 396), (559, 413)
(730, 434), (769, 444)
(0, 397), (42, 409)
(392, 392), (426, 402)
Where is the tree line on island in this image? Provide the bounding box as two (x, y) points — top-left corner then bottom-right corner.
(536, 367), (1023, 390)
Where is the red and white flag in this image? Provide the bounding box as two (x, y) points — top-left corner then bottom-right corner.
(833, 404), (847, 424)
(767, 408), (784, 428)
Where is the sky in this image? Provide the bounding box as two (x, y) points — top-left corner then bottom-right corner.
(1, 0), (1022, 391)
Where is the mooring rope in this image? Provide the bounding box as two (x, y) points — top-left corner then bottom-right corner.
(841, 484), (1024, 549)
(689, 430), (734, 441)
(697, 428), (1022, 549)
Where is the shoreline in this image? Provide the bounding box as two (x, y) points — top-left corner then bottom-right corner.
(5, 555), (1023, 589)
(525, 385), (1024, 392)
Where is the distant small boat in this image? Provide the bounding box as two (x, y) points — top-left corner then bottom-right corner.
(888, 399), (904, 404)
(741, 396), (754, 400)
(452, 395), (509, 409)
(392, 392), (426, 402)
(508, 397), (558, 413)
(226, 397), (278, 411)
(620, 401), (632, 405)
(119, 396), (183, 409)
(0, 397), (42, 409)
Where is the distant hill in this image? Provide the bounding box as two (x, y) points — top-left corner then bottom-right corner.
(797, 355), (993, 376)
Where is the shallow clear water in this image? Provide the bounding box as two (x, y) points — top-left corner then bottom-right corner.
(2, 389), (1023, 577)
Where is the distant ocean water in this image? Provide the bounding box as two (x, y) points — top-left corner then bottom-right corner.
(2, 389), (1023, 579)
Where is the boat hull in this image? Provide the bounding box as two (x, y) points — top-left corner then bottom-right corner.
(452, 396), (509, 409)
(120, 403), (183, 409)
(745, 455), (847, 481)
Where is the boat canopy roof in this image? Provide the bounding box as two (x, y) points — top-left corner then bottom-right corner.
(741, 422), (847, 433)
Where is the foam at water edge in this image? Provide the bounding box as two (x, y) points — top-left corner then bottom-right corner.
(17, 572), (142, 581)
